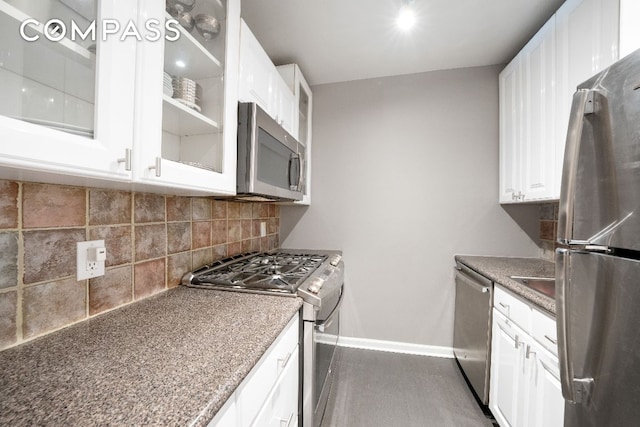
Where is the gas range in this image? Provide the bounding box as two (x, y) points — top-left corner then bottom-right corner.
(182, 249), (344, 427)
(181, 249), (343, 307)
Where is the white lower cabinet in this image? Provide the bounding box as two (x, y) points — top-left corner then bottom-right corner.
(489, 286), (564, 427)
(209, 315), (299, 427)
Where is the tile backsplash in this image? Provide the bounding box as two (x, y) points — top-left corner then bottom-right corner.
(0, 180), (280, 351)
(539, 202), (559, 261)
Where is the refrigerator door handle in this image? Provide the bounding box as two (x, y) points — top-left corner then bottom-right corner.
(558, 89), (594, 245)
(556, 248), (577, 402)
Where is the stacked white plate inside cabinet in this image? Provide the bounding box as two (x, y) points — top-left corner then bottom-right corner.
(163, 72), (173, 97)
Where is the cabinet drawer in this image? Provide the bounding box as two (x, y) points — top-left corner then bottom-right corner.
(532, 308), (558, 356)
(251, 346), (299, 427)
(237, 315), (299, 427)
(494, 285), (531, 331)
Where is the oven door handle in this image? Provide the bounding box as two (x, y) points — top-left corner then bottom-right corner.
(316, 287), (344, 332)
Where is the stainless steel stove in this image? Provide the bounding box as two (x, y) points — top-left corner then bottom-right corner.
(181, 249), (344, 427)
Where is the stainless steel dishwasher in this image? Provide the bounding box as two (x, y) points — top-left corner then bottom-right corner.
(453, 261), (493, 405)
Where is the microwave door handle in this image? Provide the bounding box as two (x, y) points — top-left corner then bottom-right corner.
(289, 153), (301, 191)
(297, 153), (305, 192)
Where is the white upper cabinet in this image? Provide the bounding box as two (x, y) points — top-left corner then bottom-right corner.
(499, 18), (555, 203)
(0, 0), (239, 196)
(133, 0), (239, 195)
(238, 19), (296, 136)
(277, 63), (313, 205)
(500, 0), (629, 203)
(0, 0), (137, 186)
(522, 17), (557, 201)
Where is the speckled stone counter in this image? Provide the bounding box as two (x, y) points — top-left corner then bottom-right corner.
(0, 286), (302, 426)
(455, 255), (556, 314)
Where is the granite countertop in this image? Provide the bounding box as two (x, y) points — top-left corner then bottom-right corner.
(455, 255), (556, 314)
(0, 286), (302, 426)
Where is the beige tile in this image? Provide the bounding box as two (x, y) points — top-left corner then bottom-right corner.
(134, 224), (166, 261)
(167, 196), (191, 222)
(23, 183), (85, 228)
(192, 248), (213, 269)
(89, 265), (132, 316)
(192, 221), (211, 249)
(23, 229), (85, 284)
(228, 202), (242, 219)
(241, 239), (251, 254)
(540, 220), (556, 241)
(228, 220), (242, 242)
(0, 232), (18, 289)
(89, 189), (132, 225)
(23, 278), (86, 339)
(0, 181), (18, 229)
(212, 200), (227, 219)
(228, 242), (243, 256)
(273, 205), (280, 218)
(268, 217), (278, 235)
(253, 203), (269, 219)
(251, 220), (262, 238)
(168, 222), (191, 254)
(134, 259), (165, 300)
(134, 193), (165, 223)
(250, 238), (261, 253)
(0, 290), (17, 349)
(241, 220), (252, 240)
(168, 252), (191, 288)
(211, 220), (227, 245)
(212, 244), (227, 261)
(240, 203), (252, 219)
(192, 198), (212, 220)
(89, 226), (132, 267)
(268, 235), (279, 250)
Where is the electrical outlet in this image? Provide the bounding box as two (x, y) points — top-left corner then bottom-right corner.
(77, 240), (106, 280)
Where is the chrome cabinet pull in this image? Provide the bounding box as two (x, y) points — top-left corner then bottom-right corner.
(117, 148), (132, 171)
(498, 302), (509, 309)
(280, 412), (294, 427)
(544, 335), (558, 345)
(149, 157), (161, 177)
(526, 344), (536, 359)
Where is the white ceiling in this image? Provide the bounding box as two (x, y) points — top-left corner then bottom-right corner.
(241, 0), (565, 86)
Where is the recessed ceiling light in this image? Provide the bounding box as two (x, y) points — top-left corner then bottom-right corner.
(397, 0), (416, 31)
(176, 60), (186, 68)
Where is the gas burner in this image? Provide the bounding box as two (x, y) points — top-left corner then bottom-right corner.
(184, 251), (329, 295)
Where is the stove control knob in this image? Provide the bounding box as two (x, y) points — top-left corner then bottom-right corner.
(329, 254), (342, 266)
(307, 277), (324, 294)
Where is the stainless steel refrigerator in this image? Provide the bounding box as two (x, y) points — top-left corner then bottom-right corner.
(556, 48), (640, 427)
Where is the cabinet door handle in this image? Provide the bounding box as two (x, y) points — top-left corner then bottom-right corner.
(278, 351), (292, 368)
(498, 302), (509, 310)
(280, 412), (295, 427)
(526, 344), (536, 359)
(514, 334), (523, 349)
(544, 334), (557, 345)
(148, 157), (161, 177)
(117, 148), (132, 171)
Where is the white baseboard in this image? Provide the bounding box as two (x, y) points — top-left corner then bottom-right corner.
(337, 336), (454, 358)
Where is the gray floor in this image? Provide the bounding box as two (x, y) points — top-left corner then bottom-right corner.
(320, 347), (494, 427)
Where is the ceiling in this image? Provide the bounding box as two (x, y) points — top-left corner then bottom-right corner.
(240, 0), (565, 86)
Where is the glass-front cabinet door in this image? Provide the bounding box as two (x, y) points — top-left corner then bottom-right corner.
(0, 0), (136, 182)
(134, 0), (239, 195)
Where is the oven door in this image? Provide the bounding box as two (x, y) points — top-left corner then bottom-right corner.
(313, 289), (342, 427)
(237, 102), (303, 201)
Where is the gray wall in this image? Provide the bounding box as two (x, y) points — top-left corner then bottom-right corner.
(281, 65), (540, 348)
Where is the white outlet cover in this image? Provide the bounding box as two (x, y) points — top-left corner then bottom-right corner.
(77, 240), (106, 280)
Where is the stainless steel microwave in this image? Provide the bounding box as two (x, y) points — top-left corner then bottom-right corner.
(236, 102), (304, 202)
